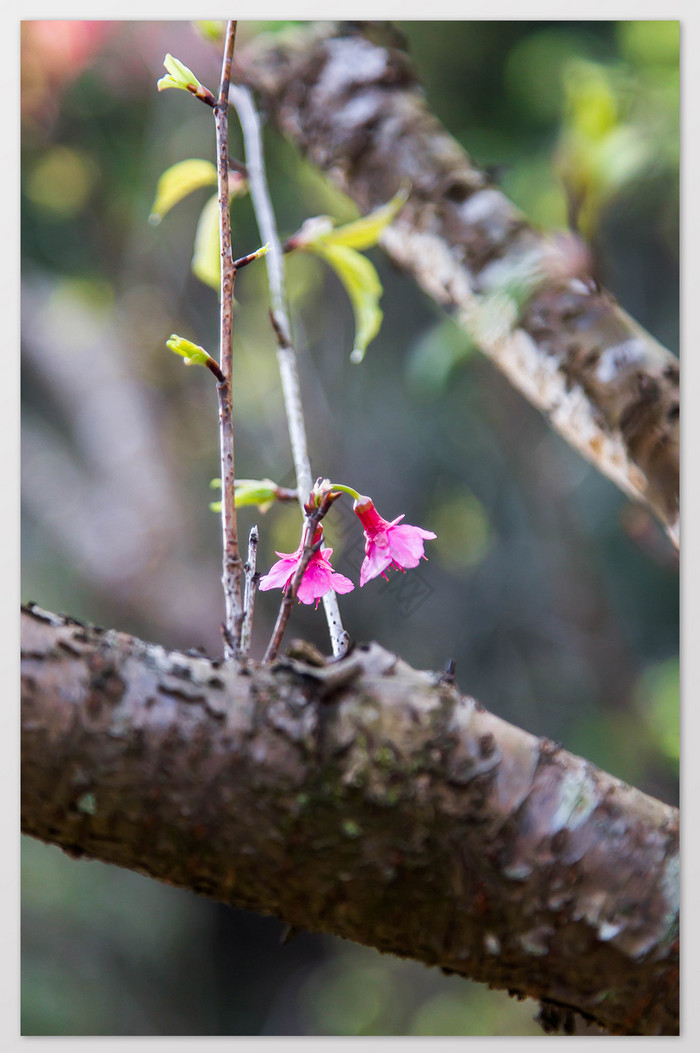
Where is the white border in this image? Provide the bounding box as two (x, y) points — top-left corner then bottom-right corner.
(6, 3), (696, 1049)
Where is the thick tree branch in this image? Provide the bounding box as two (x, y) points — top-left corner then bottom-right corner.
(21, 604), (678, 1035)
(236, 23), (679, 547)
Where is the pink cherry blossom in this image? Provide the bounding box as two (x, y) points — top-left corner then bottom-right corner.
(258, 531), (354, 606)
(353, 496), (437, 587)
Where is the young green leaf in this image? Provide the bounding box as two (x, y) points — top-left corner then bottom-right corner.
(307, 241), (383, 363)
(191, 193), (221, 292)
(315, 186), (408, 250)
(149, 159), (218, 225)
(157, 53), (206, 94)
(209, 477), (285, 513)
(190, 178), (251, 291)
(166, 334), (211, 366)
(287, 189), (408, 360)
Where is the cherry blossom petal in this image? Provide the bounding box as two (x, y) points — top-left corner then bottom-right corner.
(258, 557), (296, 591)
(354, 497), (436, 586)
(259, 539), (355, 604)
(329, 569), (357, 595)
(387, 524), (437, 568)
(360, 546), (394, 586)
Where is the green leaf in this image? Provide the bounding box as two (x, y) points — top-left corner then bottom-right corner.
(166, 334), (210, 366)
(191, 193), (221, 292)
(149, 159), (217, 225)
(287, 190), (407, 360)
(564, 59), (619, 141)
(209, 477), (283, 513)
(235, 478), (280, 512)
(157, 53), (204, 93)
(307, 242), (383, 362)
(194, 21), (226, 44)
(317, 187), (408, 250)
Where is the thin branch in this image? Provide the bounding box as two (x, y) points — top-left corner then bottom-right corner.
(203, 356), (226, 384)
(214, 20), (243, 658)
(263, 533), (322, 665)
(240, 525), (259, 658)
(262, 490), (338, 663)
(230, 83), (350, 658)
(271, 484), (298, 503)
(232, 246), (269, 270)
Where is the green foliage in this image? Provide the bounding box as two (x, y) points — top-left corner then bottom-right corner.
(165, 333), (211, 367)
(290, 189), (407, 361)
(556, 59), (652, 238)
(306, 241), (383, 363)
(504, 28), (601, 125)
(617, 20), (679, 69)
(191, 193), (221, 291)
(494, 22), (679, 242)
(157, 53), (207, 95)
(194, 21), (226, 44)
(635, 657), (679, 766)
(149, 158), (217, 224)
(209, 477), (283, 513)
(315, 187), (408, 250)
(150, 159), (248, 292)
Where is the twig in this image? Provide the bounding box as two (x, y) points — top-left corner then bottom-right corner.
(204, 357), (226, 384)
(272, 485), (298, 503)
(233, 247), (268, 270)
(263, 532), (321, 665)
(262, 493), (336, 663)
(230, 83), (350, 657)
(214, 21), (243, 659)
(240, 525), (259, 658)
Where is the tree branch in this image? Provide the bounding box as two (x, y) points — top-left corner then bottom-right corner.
(21, 604), (678, 1035)
(214, 20), (243, 657)
(236, 23), (679, 547)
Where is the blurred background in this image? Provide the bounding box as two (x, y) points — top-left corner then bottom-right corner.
(21, 19), (679, 1036)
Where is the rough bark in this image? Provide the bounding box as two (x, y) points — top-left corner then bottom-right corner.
(21, 604), (679, 1035)
(236, 23), (679, 546)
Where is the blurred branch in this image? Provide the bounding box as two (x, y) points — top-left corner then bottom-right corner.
(230, 83), (350, 657)
(22, 604), (678, 1036)
(236, 23), (679, 548)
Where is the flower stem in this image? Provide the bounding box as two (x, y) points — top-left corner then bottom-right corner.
(231, 83), (350, 658)
(328, 483), (362, 501)
(215, 20), (243, 659)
